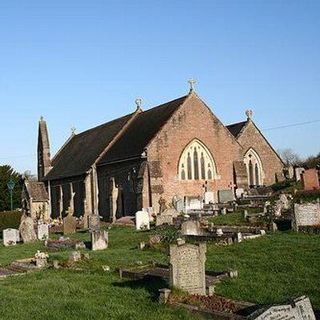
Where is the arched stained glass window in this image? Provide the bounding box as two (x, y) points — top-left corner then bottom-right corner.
(178, 140), (216, 181)
(244, 148), (263, 187)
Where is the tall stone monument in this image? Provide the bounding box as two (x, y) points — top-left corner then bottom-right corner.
(169, 242), (206, 295)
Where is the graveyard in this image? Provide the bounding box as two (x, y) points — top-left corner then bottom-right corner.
(0, 222), (319, 319)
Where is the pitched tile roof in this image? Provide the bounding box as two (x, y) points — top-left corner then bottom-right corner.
(98, 95), (188, 165)
(26, 181), (48, 201)
(44, 113), (135, 180)
(44, 95), (188, 180)
(226, 120), (247, 138)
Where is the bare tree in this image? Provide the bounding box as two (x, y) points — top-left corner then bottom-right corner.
(278, 148), (301, 166)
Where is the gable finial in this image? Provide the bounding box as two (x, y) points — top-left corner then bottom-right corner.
(71, 127), (76, 135)
(245, 109), (253, 120)
(135, 98), (142, 110)
(40, 116), (44, 121)
(188, 79), (196, 93)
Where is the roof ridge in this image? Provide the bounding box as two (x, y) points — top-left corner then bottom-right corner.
(140, 95), (188, 114)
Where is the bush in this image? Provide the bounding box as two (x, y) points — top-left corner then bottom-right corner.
(294, 190), (320, 203)
(0, 211), (22, 235)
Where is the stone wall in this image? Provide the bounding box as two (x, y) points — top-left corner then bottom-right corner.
(237, 121), (284, 186)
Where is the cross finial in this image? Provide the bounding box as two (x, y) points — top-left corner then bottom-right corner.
(135, 98), (142, 110)
(71, 127), (76, 135)
(245, 109), (253, 120)
(188, 79), (196, 93)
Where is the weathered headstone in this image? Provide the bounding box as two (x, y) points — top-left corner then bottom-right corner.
(172, 195), (184, 213)
(89, 214), (100, 232)
(251, 296), (316, 320)
(135, 211), (150, 230)
(3, 228), (20, 246)
(91, 230), (108, 251)
(156, 214), (173, 226)
(293, 202), (320, 231)
(37, 223), (49, 240)
(169, 242), (206, 295)
(181, 220), (202, 236)
(63, 208), (77, 235)
(19, 214), (37, 243)
(218, 190), (234, 203)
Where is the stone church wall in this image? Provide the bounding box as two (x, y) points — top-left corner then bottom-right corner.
(97, 159), (143, 221)
(237, 121), (284, 186)
(146, 94), (243, 213)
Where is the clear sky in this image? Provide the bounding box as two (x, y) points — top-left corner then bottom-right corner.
(0, 0), (319, 174)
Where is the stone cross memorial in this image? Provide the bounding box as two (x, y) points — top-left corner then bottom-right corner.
(169, 242), (206, 295)
(135, 211), (150, 230)
(3, 228), (20, 246)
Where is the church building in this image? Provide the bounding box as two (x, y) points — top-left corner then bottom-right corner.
(37, 83), (284, 221)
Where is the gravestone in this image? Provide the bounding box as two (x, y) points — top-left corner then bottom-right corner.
(172, 195), (184, 213)
(63, 208), (77, 235)
(19, 214), (37, 243)
(279, 194), (289, 210)
(293, 202), (320, 231)
(181, 220), (202, 236)
(187, 197), (202, 210)
(89, 214), (100, 232)
(251, 296), (316, 320)
(3, 228), (20, 246)
(156, 214), (173, 226)
(37, 223), (49, 240)
(218, 190), (234, 203)
(204, 191), (215, 204)
(135, 211), (150, 230)
(91, 230), (108, 251)
(169, 242), (206, 295)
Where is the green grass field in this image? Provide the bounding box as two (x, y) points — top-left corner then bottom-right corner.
(0, 226), (319, 319)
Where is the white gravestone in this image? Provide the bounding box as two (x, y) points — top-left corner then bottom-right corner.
(3, 228), (20, 246)
(135, 211), (150, 230)
(37, 223), (49, 240)
(293, 202), (320, 230)
(204, 192), (215, 204)
(91, 230), (108, 251)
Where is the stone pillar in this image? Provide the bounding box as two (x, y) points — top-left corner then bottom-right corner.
(69, 182), (75, 213)
(59, 185), (63, 219)
(47, 181), (52, 219)
(92, 165), (99, 215)
(84, 173), (93, 214)
(109, 177), (118, 223)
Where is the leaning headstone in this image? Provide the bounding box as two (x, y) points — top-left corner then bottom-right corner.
(251, 296), (316, 320)
(37, 223), (49, 240)
(135, 211), (150, 230)
(89, 214), (100, 232)
(91, 230), (108, 251)
(63, 208), (77, 235)
(3, 228), (20, 246)
(19, 214), (37, 243)
(218, 190), (234, 203)
(169, 242), (206, 295)
(156, 214), (173, 226)
(181, 220), (202, 236)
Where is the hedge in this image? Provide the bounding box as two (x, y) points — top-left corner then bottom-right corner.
(0, 211), (23, 236)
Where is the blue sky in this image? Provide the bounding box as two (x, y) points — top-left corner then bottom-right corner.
(0, 0), (319, 174)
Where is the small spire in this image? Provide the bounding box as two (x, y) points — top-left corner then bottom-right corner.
(71, 127), (76, 135)
(135, 98), (142, 110)
(40, 116), (44, 121)
(188, 79), (196, 93)
(245, 109), (253, 120)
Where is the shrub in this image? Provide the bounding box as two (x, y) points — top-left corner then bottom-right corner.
(0, 211), (22, 236)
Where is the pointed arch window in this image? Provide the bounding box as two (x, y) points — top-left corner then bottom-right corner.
(244, 148), (264, 187)
(178, 140), (217, 181)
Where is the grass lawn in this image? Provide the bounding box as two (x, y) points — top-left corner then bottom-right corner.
(208, 212), (247, 226)
(0, 226), (319, 319)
